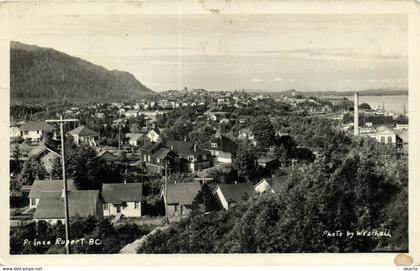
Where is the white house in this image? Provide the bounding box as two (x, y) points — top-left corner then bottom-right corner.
(125, 110), (139, 118)
(213, 182), (255, 210)
(33, 190), (103, 223)
(19, 121), (56, 142)
(126, 133), (144, 146)
(367, 126), (399, 145)
(28, 179), (78, 208)
(101, 183), (143, 217)
(145, 128), (161, 143)
(67, 125), (98, 146)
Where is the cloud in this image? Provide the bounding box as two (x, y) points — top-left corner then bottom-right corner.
(251, 78), (264, 82)
(272, 77), (285, 82)
(249, 47), (407, 61)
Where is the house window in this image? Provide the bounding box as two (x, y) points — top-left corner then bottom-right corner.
(188, 155), (194, 161)
(116, 206), (121, 213)
(37, 130), (40, 134)
(387, 136), (393, 144)
(134, 202), (139, 209)
(24, 131), (29, 135)
(380, 136), (385, 143)
(211, 143), (218, 148)
(103, 204), (109, 210)
(174, 205), (177, 212)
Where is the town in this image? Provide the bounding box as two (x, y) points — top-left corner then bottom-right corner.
(9, 87), (408, 254)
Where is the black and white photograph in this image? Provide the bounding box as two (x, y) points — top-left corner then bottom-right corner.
(2, 0), (416, 264)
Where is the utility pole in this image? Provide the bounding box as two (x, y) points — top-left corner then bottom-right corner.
(164, 161), (169, 224)
(46, 116), (78, 254)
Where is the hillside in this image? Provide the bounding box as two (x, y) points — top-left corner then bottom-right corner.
(10, 41), (154, 102)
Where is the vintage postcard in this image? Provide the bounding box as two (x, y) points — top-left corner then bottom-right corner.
(0, 0), (419, 266)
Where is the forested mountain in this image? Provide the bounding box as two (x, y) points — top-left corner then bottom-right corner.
(10, 41), (154, 102)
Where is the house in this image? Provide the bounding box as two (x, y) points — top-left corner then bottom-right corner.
(203, 134), (237, 163)
(254, 175), (289, 194)
(28, 143), (61, 174)
(213, 182), (255, 210)
(19, 121), (56, 142)
(161, 182), (201, 217)
(125, 110), (139, 118)
(165, 140), (211, 173)
(33, 190), (103, 223)
(67, 125), (98, 146)
(367, 126), (401, 145)
(148, 147), (180, 174)
(28, 179), (78, 208)
(139, 141), (162, 164)
(101, 183), (143, 217)
(145, 128), (161, 143)
(97, 150), (119, 162)
(125, 133), (144, 146)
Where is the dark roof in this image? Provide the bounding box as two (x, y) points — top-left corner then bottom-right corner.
(151, 147), (177, 160)
(165, 140), (197, 156)
(29, 179), (77, 199)
(216, 183), (255, 203)
(101, 183), (143, 204)
(97, 150), (119, 162)
(28, 143), (60, 159)
(19, 121), (56, 132)
(33, 190), (100, 219)
(139, 141), (161, 152)
(206, 135), (237, 153)
(68, 125), (98, 136)
(163, 183), (201, 205)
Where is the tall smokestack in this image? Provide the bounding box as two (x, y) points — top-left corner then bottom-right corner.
(354, 92), (359, 136)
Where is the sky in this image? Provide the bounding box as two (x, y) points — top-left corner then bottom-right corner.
(9, 13), (408, 92)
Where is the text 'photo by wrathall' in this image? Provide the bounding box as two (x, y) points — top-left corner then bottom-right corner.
(8, 10), (408, 255)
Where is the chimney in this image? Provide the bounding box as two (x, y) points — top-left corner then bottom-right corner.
(354, 92), (359, 136)
(193, 143), (197, 152)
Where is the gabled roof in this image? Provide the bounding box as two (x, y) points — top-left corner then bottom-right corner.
(29, 179), (77, 199)
(146, 128), (160, 136)
(101, 183), (143, 204)
(215, 183), (254, 204)
(151, 147), (177, 160)
(33, 190), (100, 219)
(28, 143), (60, 159)
(255, 175), (289, 193)
(126, 133), (144, 141)
(67, 125), (98, 137)
(97, 150), (119, 162)
(139, 141), (161, 152)
(165, 140), (197, 156)
(375, 126), (396, 135)
(19, 121), (56, 132)
(163, 183), (201, 205)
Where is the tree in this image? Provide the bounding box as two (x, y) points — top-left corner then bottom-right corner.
(251, 116), (276, 149)
(359, 103), (371, 110)
(17, 159), (47, 186)
(51, 157), (62, 179)
(233, 142), (257, 181)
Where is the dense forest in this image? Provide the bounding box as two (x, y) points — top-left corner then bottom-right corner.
(10, 41), (154, 102)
